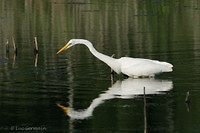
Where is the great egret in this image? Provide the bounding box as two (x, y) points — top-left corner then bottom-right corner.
(57, 39), (173, 78)
(57, 78), (173, 119)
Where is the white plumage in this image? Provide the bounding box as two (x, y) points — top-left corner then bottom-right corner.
(118, 57), (173, 78)
(57, 39), (173, 78)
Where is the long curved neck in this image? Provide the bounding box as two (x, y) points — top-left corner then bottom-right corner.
(77, 40), (121, 74)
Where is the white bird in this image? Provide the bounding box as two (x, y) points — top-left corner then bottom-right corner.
(57, 39), (173, 78)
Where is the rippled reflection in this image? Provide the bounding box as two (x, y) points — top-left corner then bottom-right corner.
(57, 78), (173, 119)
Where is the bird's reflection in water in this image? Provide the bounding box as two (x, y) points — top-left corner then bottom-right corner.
(57, 78), (173, 120)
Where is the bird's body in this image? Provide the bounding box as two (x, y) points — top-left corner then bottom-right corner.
(57, 39), (173, 78)
(118, 57), (172, 78)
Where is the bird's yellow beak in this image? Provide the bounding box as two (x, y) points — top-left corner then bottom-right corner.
(57, 43), (71, 54)
(57, 103), (69, 115)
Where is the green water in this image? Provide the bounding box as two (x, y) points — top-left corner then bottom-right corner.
(0, 0), (200, 132)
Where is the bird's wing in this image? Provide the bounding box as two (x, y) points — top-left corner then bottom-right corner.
(118, 57), (172, 76)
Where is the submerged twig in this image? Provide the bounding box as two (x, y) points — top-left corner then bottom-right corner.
(34, 37), (39, 54)
(110, 54), (115, 85)
(34, 53), (38, 67)
(185, 91), (190, 103)
(144, 87), (147, 133)
(12, 53), (16, 68)
(6, 39), (9, 53)
(185, 91), (190, 112)
(6, 39), (9, 58)
(12, 37), (17, 55)
(110, 54), (115, 74)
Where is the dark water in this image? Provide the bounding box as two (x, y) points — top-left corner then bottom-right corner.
(0, 0), (200, 132)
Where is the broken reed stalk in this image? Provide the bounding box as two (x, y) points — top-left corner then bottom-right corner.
(110, 54), (115, 85)
(34, 53), (38, 67)
(185, 91), (190, 112)
(5, 39), (9, 58)
(111, 72), (114, 86)
(6, 39), (9, 53)
(110, 54), (115, 74)
(12, 37), (17, 55)
(185, 91), (190, 103)
(34, 37), (39, 54)
(12, 53), (16, 68)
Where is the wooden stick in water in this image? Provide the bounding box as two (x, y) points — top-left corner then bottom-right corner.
(34, 37), (39, 54)
(6, 39), (9, 53)
(12, 53), (16, 68)
(185, 91), (190, 112)
(110, 54), (115, 74)
(110, 54), (115, 85)
(34, 53), (38, 67)
(144, 87), (147, 133)
(185, 91), (190, 103)
(12, 37), (17, 55)
(6, 39), (9, 58)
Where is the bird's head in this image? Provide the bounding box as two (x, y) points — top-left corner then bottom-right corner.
(56, 39), (76, 54)
(57, 39), (91, 54)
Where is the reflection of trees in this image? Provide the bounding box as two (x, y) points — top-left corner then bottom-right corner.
(0, 1), (199, 88)
(0, 0), (199, 90)
(1, 0), (200, 59)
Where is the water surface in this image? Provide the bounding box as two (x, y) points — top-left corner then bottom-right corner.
(0, 0), (200, 132)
